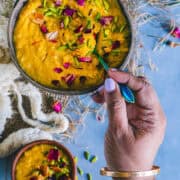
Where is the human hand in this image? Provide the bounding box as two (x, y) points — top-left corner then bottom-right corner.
(92, 69), (166, 179)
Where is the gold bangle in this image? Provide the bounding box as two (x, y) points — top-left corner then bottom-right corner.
(100, 166), (160, 178)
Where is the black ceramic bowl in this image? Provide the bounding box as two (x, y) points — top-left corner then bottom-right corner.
(8, 0), (135, 95)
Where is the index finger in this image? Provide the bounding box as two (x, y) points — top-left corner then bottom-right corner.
(108, 69), (148, 92)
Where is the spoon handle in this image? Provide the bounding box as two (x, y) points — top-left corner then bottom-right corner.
(119, 84), (135, 103)
(93, 50), (135, 103)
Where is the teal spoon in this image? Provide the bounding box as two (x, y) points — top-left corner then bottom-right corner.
(93, 50), (135, 104)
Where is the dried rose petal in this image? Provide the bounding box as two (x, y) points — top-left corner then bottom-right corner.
(172, 27), (180, 38)
(54, 0), (62, 6)
(78, 36), (84, 44)
(97, 116), (101, 121)
(46, 31), (58, 41)
(80, 76), (86, 84)
(59, 162), (66, 168)
(112, 40), (121, 49)
(77, 0), (85, 6)
(74, 25), (84, 33)
(54, 67), (63, 73)
(78, 57), (92, 62)
(100, 16), (114, 26)
(84, 29), (92, 33)
(30, 176), (38, 180)
(52, 101), (62, 113)
(93, 33), (97, 39)
(60, 21), (64, 28)
(40, 24), (48, 33)
(64, 7), (76, 16)
(63, 74), (76, 86)
(47, 148), (60, 160)
(63, 62), (70, 69)
(52, 80), (59, 86)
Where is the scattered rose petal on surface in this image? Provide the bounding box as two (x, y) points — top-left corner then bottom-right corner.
(77, 0), (85, 6)
(100, 16), (114, 26)
(54, 67), (63, 73)
(112, 40), (121, 49)
(64, 7), (76, 16)
(40, 24), (48, 33)
(63, 62), (71, 69)
(78, 57), (92, 62)
(47, 148), (60, 160)
(52, 101), (62, 113)
(172, 27), (180, 38)
(46, 31), (58, 41)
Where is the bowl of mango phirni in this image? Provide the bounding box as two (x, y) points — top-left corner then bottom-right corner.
(8, 0), (134, 95)
(12, 140), (76, 180)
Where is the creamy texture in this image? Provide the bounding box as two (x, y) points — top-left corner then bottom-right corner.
(14, 0), (130, 90)
(15, 144), (71, 180)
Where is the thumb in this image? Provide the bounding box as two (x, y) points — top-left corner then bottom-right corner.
(104, 78), (128, 132)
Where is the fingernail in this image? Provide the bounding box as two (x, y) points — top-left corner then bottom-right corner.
(110, 68), (117, 72)
(105, 78), (116, 93)
(98, 85), (104, 92)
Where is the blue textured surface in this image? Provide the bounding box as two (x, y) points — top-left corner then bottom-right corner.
(1, 7), (180, 180)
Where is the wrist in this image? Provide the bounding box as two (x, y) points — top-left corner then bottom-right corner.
(113, 177), (155, 180)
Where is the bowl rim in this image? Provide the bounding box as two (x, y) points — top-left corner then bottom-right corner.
(8, 0), (135, 95)
(11, 140), (76, 180)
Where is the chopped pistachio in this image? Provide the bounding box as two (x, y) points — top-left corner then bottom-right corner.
(119, 24), (127, 32)
(74, 156), (78, 163)
(94, 0), (101, 7)
(43, 0), (47, 7)
(64, 16), (70, 28)
(104, 29), (110, 37)
(95, 12), (101, 21)
(84, 151), (90, 160)
(87, 173), (92, 180)
(77, 167), (84, 176)
(90, 156), (98, 163)
(114, 16), (119, 23)
(57, 45), (68, 51)
(103, 0), (110, 10)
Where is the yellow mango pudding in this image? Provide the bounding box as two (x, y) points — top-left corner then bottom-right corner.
(13, 0), (131, 91)
(15, 142), (74, 180)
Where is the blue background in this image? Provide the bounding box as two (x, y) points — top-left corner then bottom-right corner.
(0, 5), (180, 180)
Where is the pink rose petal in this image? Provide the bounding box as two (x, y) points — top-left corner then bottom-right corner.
(64, 7), (76, 16)
(47, 148), (60, 160)
(51, 80), (59, 86)
(172, 27), (180, 38)
(40, 24), (48, 33)
(84, 29), (92, 33)
(77, 0), (85, 6)
(74, 25), (84, 33)
(52, 101), (62, 113)
(78, 57), (92, 62)
(112, 40), (121, 49)
(100, 16), (114, 26)
(78, 36), (84, 44)
(54, 0), (62, 6)
(62, 74), (76, 86)
(54, 67), (63, 73)
(63, 62), (71, 69)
